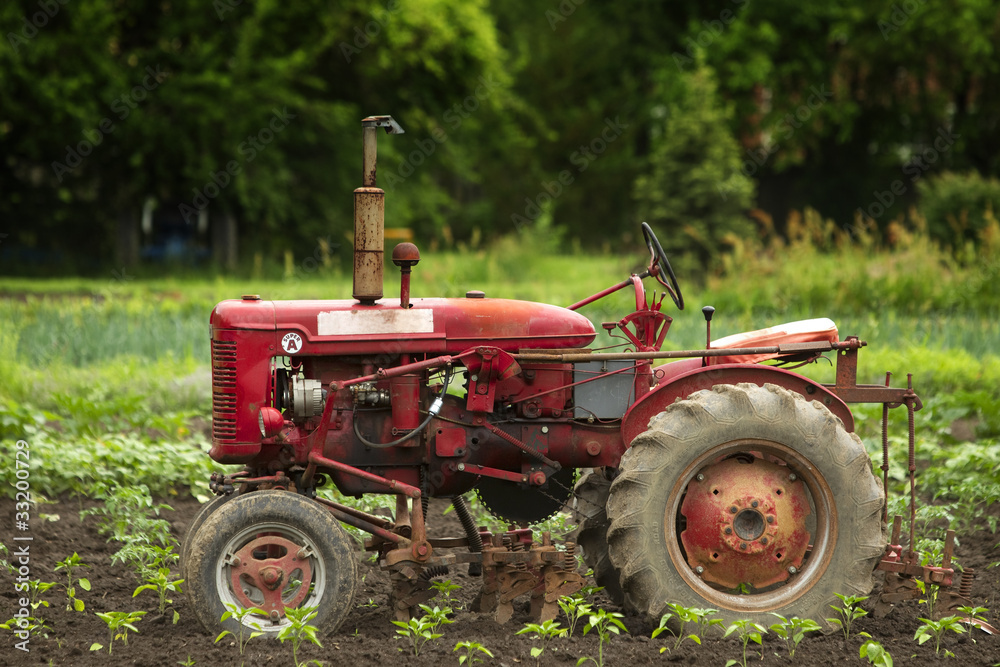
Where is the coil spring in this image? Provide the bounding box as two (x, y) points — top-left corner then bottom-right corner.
(959, 568), (975, 599)
(563, 541), (578, 570)
(418, 564), (451, 581)
(452, 495), (483, 576)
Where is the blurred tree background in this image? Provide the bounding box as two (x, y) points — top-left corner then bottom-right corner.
(1, 0), (999, 275)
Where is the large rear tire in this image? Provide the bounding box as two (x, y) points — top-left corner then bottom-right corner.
(186, 490), (357, 638)
(606, 383), (885, 629)
(572, 469), (624, 605)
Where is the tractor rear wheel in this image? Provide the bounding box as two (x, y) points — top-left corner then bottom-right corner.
(572, 469), (624, 605)
(606, 383), (885, 629)
(186, 490), (357, 638)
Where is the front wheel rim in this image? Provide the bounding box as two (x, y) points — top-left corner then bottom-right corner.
(216, 521), (327, 631)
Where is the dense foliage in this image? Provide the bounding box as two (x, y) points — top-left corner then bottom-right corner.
(2, 0), (999, 272)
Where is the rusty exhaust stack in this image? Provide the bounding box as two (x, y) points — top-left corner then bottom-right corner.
(353, 115), (404, 305)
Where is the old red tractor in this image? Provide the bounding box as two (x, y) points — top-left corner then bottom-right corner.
(183, 116), (966, 639)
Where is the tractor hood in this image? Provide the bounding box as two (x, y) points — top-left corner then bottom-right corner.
(211, 297), (596, 356)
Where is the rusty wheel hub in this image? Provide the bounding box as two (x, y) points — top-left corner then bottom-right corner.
(228, 535), (313, 615)
(680, 456), (811, 589)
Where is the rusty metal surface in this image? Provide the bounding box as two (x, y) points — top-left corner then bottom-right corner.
(680, 457), (811, 589)
(352, 187), (385, 303)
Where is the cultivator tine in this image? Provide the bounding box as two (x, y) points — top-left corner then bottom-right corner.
(388, 565), (435, 622)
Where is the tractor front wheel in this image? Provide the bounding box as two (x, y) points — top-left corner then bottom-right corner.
(186, 490), (357, 638)
(606, 383), (885, 628)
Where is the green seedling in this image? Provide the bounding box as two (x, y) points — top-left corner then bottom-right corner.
(430, 578), (463, 609)
(723, 619), (767, 667)
(215, 603), (267, 657)
(276, 606), (324, 667)
(557, 595), (592, 637)
(957, 605), (990, 642)
(517, 619), (567, 663)
(392, 605), (454, 656)
(91, 610), (146, 654)
(112, 542), (179, 581)
(133, 567), (183, 620)
(26, 579), (56, 610)
(0, 615), (52, 640)
(826, 593), (869, 641)
(914, 615), (965, 656)
(768, 613), (821, 659)
(177, 657), (196, 666)
(454, 640), (494, 665)
(860, 639), (894, 667)
(652, 602), (723, 652)
(55, 552), (91, 612)
(576, 608), (626, 667)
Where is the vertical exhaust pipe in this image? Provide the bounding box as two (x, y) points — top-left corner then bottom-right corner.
(353, 115), (404, 305)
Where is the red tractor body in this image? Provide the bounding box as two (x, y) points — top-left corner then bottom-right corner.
(183, 116), (966, 641)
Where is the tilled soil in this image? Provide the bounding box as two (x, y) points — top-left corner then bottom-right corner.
(2, 495), (999, 667)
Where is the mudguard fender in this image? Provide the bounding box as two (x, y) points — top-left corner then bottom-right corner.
(621, 362), (854, 447)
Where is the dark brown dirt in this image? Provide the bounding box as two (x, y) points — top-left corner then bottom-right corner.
(2, 495), (999, 667)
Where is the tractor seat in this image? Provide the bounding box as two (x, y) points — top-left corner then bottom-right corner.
(705, 317), (838, 366)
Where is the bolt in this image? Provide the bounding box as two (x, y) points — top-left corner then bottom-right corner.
(788, 566), (797, 574)
(471, 374), (478, 382)
(696, 473), (705, 482)
(789, 473), (797, 482)
(724, 527), (732, 534)
(751, 500), (758, 508)
(730, 506), (738, 514)
(270, 610), (280, 621)
(695, 566), (704, 574)
(230, 556), (242, 567)
(766, 516), (774, 524)
(740, 543), (747, 550)
(541, 426), (549, 434)
(761, 537), (768, 545)
(457, 463), (465, 471)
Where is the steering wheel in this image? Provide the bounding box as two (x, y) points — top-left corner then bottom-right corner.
(641, 222), (684, 310)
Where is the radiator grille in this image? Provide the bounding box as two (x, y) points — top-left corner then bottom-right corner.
(211, 340), (238, 442)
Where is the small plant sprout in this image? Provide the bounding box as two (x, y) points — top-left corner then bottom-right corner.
(557, 595), (593, 636)
(826, 593), (869, 641)
(652, 603), (722, 653)
(133, 567), (184, 622)
(177, 657), (196, 667)
(576, 608), (627, 667)
(55, 552), (91, 612)
(0, 615), (52, 640)
(723, 619), (767, 667)
(91, 610), (146, 654)
(276, 606), (324, 667)
(914, 615), (965, 656)
(214, 603), (267, 656)
(517, 619), (567, 663)
(27, 579), (56, 610)
(454, 640), (494, 665)
(957, 604), (991, 641)
(430, 578), (463, 609)
(392, 604), (454, 656)
(768, 613), (821, 659)
(860, 639), (894, 667)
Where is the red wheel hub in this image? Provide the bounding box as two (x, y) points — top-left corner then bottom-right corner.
(229, 535), (313, 616)
(679, 456), (811, 589)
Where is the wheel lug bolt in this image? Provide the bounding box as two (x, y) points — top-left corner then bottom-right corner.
(696, 473), (705, 482)
(789, 473), (797, 482)
(730, 506), (738, 514)
(751, 500), (758, 508)
(695, 566), (704, 574)
(788, 566), (797, 574)
(740, 543), (747, 550)
(761, 538), (768, 545)
(766, 516), (774, 524)
(724, 527), (732, 535)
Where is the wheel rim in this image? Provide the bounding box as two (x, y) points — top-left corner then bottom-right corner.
(216, 521), (327, 630)
(664, 439), (837, 612)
